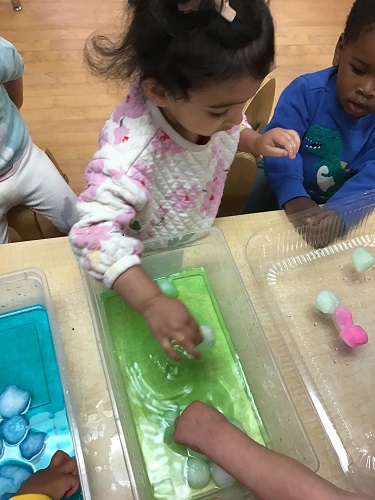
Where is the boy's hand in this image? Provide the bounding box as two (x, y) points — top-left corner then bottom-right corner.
(284, 197), (320, 220)
(16, 451), (80, 500)
(302, 209), (344, 248)
(253, 128), (300, 159)
(143, 294), (202, 361)
(284, 198), (343, 248)
(173, 401), (226, 454)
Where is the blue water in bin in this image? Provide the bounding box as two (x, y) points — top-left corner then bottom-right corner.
(0, 305), (83, 500)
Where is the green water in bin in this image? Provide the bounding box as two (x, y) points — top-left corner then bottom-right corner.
(0, 306), (82, 500)
(100, 267), (269, 499)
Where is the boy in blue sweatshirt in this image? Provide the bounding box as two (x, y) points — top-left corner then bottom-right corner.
(260, 0), (375, 245)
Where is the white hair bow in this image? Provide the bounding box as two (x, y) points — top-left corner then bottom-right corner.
(178, 0), (237, 22)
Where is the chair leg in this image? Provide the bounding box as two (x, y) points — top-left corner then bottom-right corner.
(44, 148), (69, 183)
(7, 206), (44, 241)
(11, 0), (22, 11)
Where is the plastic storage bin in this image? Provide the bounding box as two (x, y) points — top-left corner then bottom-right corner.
(82, 227), (318, 500)
(0, 269), (90, 500)
(246, 192), (375, 495)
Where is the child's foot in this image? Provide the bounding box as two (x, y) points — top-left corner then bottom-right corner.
(15, 450), (80, 500)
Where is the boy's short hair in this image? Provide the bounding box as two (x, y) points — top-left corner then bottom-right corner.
(344, 0), (375, 43)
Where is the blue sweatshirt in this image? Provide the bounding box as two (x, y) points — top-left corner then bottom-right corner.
(263, 67), (375, 214)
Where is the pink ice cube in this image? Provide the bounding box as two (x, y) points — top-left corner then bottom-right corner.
(335, 306), (353, 328)
(339, 325), (368, 347)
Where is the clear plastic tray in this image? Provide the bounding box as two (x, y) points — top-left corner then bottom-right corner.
(0, 269), (91, 499)
(246, 193), (375, 495)
(82, 227), (318, 500)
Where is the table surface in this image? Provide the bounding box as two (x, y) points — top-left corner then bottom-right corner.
(0, 211), (354, 498)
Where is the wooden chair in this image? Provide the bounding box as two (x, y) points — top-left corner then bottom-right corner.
(217, 77), (276, 217)
(7, 149), (69, 241)
(217, 152), (258, 218)
(245, 76), (276, 133)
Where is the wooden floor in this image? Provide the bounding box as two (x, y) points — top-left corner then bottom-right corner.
(1, 0), (353, 195)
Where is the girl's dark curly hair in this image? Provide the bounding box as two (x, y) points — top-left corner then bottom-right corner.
(85, 0), (275, 98)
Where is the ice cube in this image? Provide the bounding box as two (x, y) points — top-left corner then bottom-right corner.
(0, 437), (3, 458)
(210, 461), (236, 488)
(1, 415), (29, 445)
(352, 247), (375, 273)
(0, 463), (32, 497)
(0, 477), (14, 498)
(162, 407), (181, 426)
(316, 290), (339, 314)
(188, 448), (209, 461)
(20, 430), (47, 460)
(0, 386), (31, 419)
(157, 278), (179, 298)
(198, 325), (216, 351)
(187, 457), (210, 489)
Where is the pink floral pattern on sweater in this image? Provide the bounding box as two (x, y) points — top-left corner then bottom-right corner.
(202, 158), (228, 217)
(112, 80), (145, 122)
(151, 130), (185, 160)
(79, 160), (108, 202)
(70, 78), (242, 287)
(73, 223), (113, 250)
(113, 125), (131, 144)
(166, 184), (201, 213)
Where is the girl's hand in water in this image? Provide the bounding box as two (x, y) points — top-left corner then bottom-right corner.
(254, 127), (300, 159)
(15, 450), (80, 500)
(113, 266), (202, 360)
(143, 294), (202, 361)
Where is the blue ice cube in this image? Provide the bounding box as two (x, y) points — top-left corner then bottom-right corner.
(20, 430), (47, 460)
(0, 437), (3, 459)
(0, 477), (14, 499)
(1, 416), (29, 445)
(0, 463), (32, 499)
(0, 386), (31, 419)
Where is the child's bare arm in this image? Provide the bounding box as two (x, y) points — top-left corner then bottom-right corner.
(284, 198), (344, 248)
(14, 450), (79, 500)
(238, 127), (300, 159)
(284, 196), (320, 218)
(3, 76), (23, 109)
(113, 266), (202, 361)
(174, 402), (370, 500)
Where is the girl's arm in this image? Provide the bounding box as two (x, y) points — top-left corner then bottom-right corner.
(174, 402), (370, 500)
(113, 267), (201, 361)
(238, 126), (300, 159)
(69, 129), (202, 360)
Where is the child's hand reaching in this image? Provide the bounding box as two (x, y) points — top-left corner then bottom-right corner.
(253, 127), (300, 159)
(113, 266), (202, 361)
(284, 197), (344, 248)
(143, 294), (202, 361)
(302, 208), (344, 248)
(174, 402), (370, 500)
(173, 401), (226, 453)
(15, 450), (80, 500)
